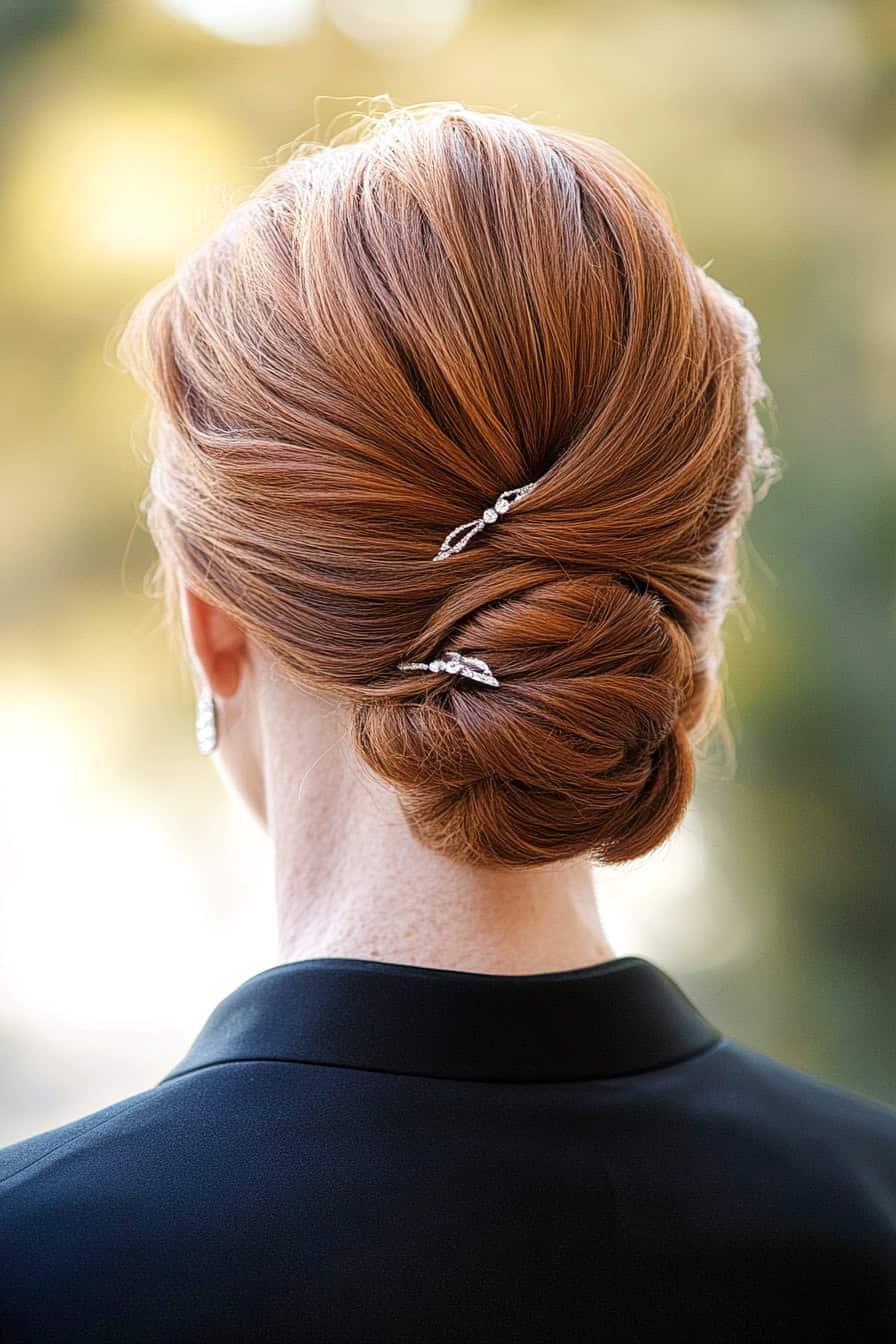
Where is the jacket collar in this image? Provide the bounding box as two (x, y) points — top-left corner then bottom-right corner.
(159, 954), (721, 1085)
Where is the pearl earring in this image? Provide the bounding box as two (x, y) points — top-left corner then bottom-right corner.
(195, 685), (218, 755)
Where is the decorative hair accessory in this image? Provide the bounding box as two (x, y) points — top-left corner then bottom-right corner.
(432, 481), (538, 562)
(397, 651), (499, 687)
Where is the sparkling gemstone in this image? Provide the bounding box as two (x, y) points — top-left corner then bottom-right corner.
(495, 499), (510, 513)
(482, 508), (498, 523)
(445, 659), (461, 673)
(429, 661), (442, 672)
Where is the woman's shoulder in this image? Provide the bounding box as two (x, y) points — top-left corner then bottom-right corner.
(669, 1034), (896, 1202)
(705, 1036), (896, 1137)
(603, 1036), (896, 1274)
(0, 1084), (165, 1193)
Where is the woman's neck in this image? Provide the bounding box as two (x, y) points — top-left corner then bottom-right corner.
(261, 710), (615, 978)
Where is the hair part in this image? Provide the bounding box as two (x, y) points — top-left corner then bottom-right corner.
(119, 99), (779, 869)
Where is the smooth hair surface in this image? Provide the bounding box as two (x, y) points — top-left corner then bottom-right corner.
(119, 100), (778, 869)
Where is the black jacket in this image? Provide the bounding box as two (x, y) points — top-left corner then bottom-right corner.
(1, 954), (895, 1342)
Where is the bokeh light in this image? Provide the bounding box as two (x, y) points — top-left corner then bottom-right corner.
(3, 95), (249, 305)
(324, 0), (471, 53)
(156, 0), (317, 45)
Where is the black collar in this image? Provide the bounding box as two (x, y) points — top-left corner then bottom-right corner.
(160, 955), (721, 1085)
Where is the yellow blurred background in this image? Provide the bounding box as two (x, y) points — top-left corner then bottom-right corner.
(1, 0), (894, 1144)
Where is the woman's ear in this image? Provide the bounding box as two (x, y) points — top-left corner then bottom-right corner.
(179, 580), (247, 699)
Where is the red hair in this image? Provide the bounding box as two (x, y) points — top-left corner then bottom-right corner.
(119, 101), (778, 868)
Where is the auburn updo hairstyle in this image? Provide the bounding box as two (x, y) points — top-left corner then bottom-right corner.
(119, 100), (778, 870)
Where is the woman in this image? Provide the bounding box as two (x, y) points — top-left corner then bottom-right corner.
(1, 102), (894, 1342)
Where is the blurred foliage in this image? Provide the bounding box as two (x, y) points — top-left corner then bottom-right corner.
(1, 0), (894, 1126)
(0, 0), (81, 66)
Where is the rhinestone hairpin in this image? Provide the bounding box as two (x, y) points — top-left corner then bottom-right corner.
(432, 481), (538, 561)
(397, 651), (499, 687)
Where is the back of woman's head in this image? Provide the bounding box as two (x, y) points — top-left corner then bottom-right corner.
(119, 100), (778, 870)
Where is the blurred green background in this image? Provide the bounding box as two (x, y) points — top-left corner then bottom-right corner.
(1, 0), (894, 1144)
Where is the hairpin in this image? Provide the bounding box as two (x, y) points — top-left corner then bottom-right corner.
(432, 481), (538, 561)
(397, 652), (499, 687)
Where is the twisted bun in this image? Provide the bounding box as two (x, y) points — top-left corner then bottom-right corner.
(353, 570), (697, 866)
(119, 100), (778, 869)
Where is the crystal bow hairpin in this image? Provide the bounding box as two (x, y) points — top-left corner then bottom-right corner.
(432, 481), (538, 561)
(397, 652), (499, 687)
